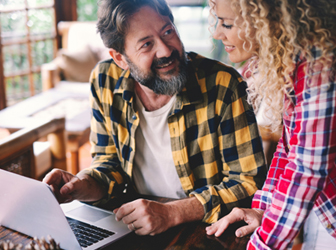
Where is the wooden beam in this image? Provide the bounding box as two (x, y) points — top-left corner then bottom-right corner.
(54, 0), (77, 49)
(0, 3), (55, 13)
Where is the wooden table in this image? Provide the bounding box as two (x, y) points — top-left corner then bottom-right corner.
(0, 195), (250, 250)
(0, 222), (250, 250)
(0, 82), (91, 175)
(105, 221), (250, 250)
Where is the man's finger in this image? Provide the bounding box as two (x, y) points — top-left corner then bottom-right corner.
(115, 202), (136, 221)
(60, 183), (71, 195)
(59, 176), (81, 197)
(121, 213), (138, 225)
(50, 183), (72, 203)
(42, 169), (61, 185)
(132, 227), (148, 235)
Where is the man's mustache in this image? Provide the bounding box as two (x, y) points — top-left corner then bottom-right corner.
(152, 50), (180, 68)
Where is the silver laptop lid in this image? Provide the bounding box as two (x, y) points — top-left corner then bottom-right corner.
(0, 169), (81, 250)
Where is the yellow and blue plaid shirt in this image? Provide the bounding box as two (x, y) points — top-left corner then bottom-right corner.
(81, 52), (266, 223)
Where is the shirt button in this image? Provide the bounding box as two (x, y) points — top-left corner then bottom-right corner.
(327, 224), (332, 229)
(132, 115), (137, 120)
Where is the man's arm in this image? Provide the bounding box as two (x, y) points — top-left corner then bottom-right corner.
(79, 61), (132, 204)
(189, 69), (267, 224)
(113, 197), (204, 235)
(43, 169), (204, 235)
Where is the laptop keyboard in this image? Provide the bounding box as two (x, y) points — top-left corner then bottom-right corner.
(67, 217), (115, 248)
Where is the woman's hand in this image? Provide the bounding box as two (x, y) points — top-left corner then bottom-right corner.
(206, 207), (264, 237)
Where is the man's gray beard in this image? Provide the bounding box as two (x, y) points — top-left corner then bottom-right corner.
(125, 52), (188, 96)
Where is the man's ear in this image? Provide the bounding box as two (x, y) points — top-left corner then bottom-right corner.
(108, 49), (129, 70)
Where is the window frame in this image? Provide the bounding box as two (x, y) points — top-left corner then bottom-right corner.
(0, 0), (77, 110)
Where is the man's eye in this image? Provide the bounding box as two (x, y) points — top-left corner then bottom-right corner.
(142, 42), (151, 48)
(222, 23), (233, 29)
(164, 29), (173, 36)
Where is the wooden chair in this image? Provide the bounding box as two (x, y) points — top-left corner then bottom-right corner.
(0, 118), (67, 180)
(41, 21), (109, 90)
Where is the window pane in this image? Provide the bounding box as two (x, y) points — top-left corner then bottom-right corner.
(1, 11), (27, 43)
(28, 9), (55, 36)
(171, 6), (212, 59)
(0, 0), (25, 11)
(27, 0), (54, 7)
(1, 0), (56, 107)
(77, 0), (98, 21)
(6, 75), (30, 106)
(6, 78), (17, 104)
(3, 44), (29, 75)
(33, 73), (42, 93)
(31, 40), (54, 67)
(20, 76), (30, 97)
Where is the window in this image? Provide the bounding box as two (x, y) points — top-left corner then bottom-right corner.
(0, 0), (56, 108)
(77, 0), (98, 21)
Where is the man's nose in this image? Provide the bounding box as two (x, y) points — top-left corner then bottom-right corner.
(155, 38), (172, 59)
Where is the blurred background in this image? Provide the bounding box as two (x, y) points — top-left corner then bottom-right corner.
(0, 0), (236, 108)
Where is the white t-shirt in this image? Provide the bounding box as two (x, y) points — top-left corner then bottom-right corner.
(132, 94), (187, 199)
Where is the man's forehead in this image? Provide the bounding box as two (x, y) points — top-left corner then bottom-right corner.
(130, 5), (169, 21)
(125, 6), (172, 42)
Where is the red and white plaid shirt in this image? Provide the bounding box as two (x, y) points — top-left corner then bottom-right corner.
(249, 47), (336, 249)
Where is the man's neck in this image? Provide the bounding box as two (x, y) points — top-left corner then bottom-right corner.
(134, 82), (172, 111)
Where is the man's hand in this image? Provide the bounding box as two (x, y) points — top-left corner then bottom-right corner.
(206, 207), (264, 238)
(113, 197), (204, 236)
(42, 169), (106, 203)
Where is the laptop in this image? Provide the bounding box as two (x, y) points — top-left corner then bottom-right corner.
(0, 169), (131, 249)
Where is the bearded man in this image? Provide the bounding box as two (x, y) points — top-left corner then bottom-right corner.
(43, 0), (266, 235)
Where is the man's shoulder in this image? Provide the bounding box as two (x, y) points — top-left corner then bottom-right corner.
(93, 58), (124, 79)
(187, 52), (243, 81)
(186, 52), (244, 89)
(90, 58), (127, 92)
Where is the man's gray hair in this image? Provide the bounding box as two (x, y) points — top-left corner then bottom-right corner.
(97, 0), (174, 54)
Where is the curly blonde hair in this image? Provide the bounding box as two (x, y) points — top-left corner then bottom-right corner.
(209, 0), (336, 130)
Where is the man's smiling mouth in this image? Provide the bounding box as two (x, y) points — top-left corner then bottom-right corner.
(156, 59), (174, 69)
